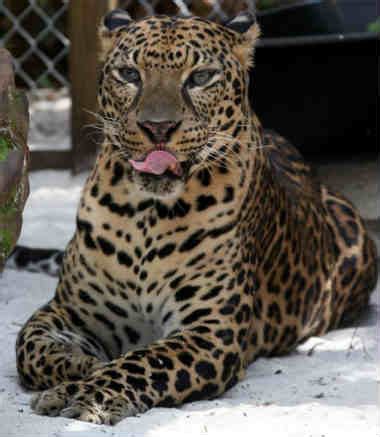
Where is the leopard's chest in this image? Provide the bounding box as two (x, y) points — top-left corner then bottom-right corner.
(78, 182), (239, 280)
(71, 180), (246, 356)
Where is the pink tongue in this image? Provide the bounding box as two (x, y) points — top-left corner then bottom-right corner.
(129, 150), (182, 176)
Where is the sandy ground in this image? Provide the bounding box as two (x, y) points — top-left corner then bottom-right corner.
(0, 159), (378, 436)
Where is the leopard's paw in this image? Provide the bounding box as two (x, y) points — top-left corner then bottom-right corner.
(60, 396), (136, 425)
(31, 380), (138, 425)
(31, 383), (70, 416)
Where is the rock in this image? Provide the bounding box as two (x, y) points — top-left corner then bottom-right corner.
(0, 49), (29, 271)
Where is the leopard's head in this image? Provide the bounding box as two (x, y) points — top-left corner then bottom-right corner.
(98, 10), (260, 198)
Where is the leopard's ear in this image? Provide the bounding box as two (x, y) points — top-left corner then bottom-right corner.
(98, 9), (132, 61)
(225, 10), (256, 34)
(225, 11), (260, 69)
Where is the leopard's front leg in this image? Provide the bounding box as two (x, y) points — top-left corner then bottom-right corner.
(32, 314), (250, 425)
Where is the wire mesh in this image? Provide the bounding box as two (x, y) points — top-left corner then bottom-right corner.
(0, 0), (70, 89)
(0, 0), (255, 89)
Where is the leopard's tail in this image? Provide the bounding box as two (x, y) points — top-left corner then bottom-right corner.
(5, 245), (63, 277)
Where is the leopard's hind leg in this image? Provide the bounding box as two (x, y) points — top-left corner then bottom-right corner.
(321, 187), (378, 330)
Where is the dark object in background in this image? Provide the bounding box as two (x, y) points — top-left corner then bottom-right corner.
(337, 0), (378, 33)
(257, 0), (344, 37)
(250, 33), (377, 156)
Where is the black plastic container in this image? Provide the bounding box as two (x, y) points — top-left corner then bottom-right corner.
(257, 0), (344, 37)
(250, 33), (377, 155)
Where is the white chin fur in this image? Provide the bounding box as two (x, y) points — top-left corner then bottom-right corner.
(131, 180), (185, 202)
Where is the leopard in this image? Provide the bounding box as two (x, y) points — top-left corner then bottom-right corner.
(15, 9), (378, 425)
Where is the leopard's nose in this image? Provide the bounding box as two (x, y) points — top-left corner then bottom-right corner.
(137, 120), (182, 145)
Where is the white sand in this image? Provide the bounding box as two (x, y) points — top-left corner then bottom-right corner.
(0, 170), (378, 437)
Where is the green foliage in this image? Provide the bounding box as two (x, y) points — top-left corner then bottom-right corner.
(0, 228), (13, 257)
(0, 137), (11, 161)
(0, 187), (17, 216)
(368, 17), (380, 33)
(36, 74), (54, 89)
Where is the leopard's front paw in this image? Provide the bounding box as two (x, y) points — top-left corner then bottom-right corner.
(31, 381), (138, 425)
(31, 384), (69, 417)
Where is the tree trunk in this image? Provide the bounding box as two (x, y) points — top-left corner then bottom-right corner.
(0, 48), (29, 272)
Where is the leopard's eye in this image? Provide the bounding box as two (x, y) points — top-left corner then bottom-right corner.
(114, 67), (141, 84)
(187, 70), (217, 88)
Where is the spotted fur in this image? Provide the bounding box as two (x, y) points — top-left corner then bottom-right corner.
(16, 11), (377, 425)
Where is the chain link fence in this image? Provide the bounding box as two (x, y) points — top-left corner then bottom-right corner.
(119, 0), (255, 22)
(0, 0), (70, 89)
(0, 0), (255, 90)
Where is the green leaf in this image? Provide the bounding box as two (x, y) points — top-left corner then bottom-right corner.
(0, 137), (11, 161)
(0, 228), (13, 256)
(0, 186), (17, 216)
